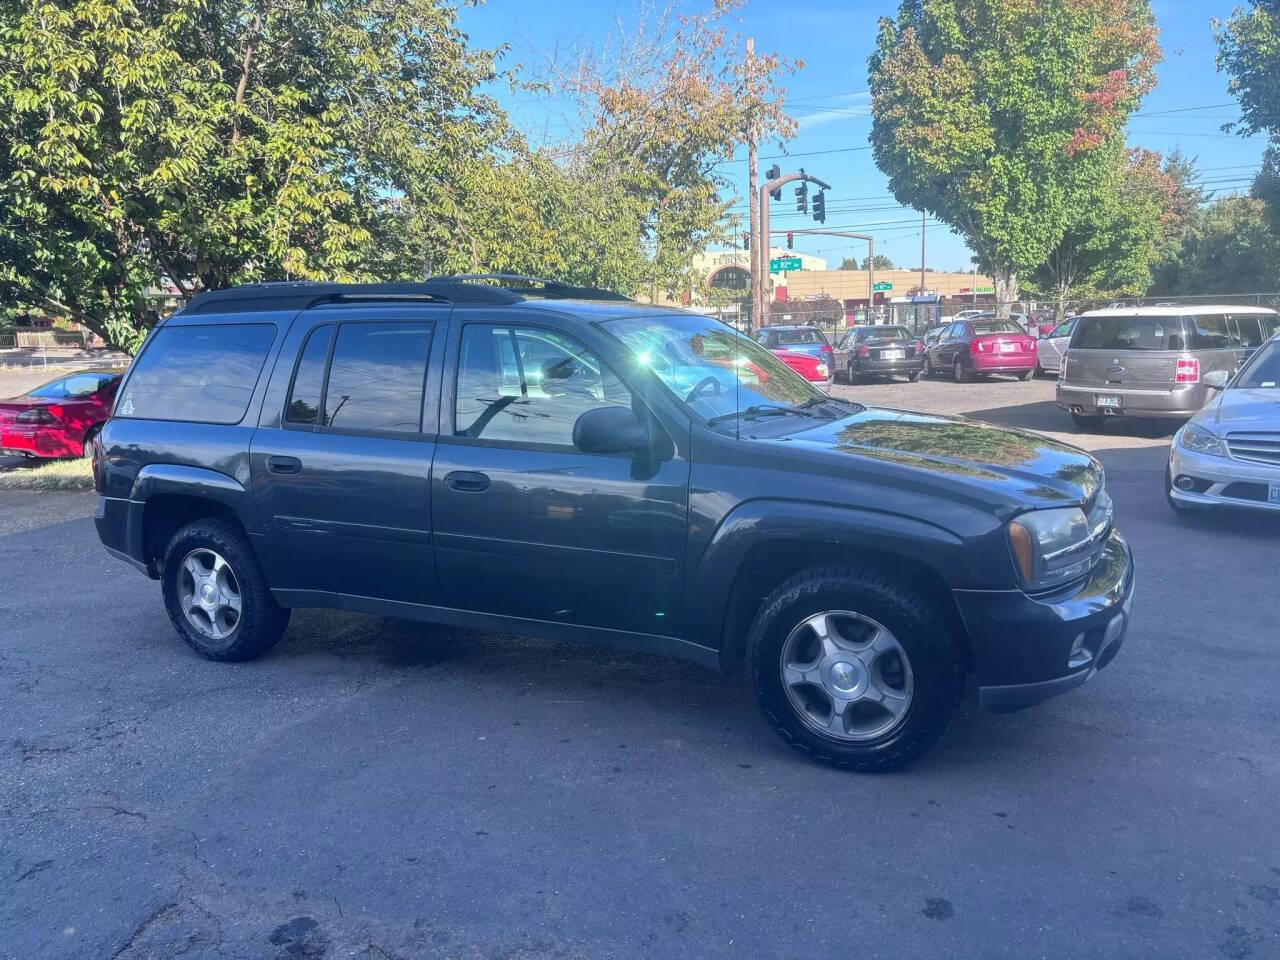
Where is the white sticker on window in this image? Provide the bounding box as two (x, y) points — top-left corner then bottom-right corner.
(120, 392), (135, 416)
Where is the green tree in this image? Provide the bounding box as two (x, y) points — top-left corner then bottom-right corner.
(0, 0), (509, 350)
(1216, 2), (1280, 231)
(1150, 195), (1280, 295)
(838, 254), (894, 270)
(1028, 147), (1186, 314)
(867, 0), (1161, 314)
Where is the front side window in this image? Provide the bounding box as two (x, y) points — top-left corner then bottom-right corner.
(454, 325), (632, 446)
(117, 323), (276, 424)
(322, 322), (431, 432)
(603, 314), (830, 424)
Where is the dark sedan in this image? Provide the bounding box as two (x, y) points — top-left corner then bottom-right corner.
(833, 324), (926, 383)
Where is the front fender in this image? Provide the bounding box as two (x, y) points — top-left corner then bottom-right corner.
(683, 498), (970, 660)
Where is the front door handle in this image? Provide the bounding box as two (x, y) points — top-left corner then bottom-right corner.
(266, 455), (302, 475)
(444, 470), (490, 493)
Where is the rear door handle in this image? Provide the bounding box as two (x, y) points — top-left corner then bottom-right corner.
(444, 470), (489, 492)
(266, 455), (302, 475)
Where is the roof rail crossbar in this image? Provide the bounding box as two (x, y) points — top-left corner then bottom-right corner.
(183, 281), (523, 314)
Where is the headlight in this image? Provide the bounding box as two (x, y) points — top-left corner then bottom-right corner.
(1008, 495), (1111, 591)
(1178, 423), (1225, 457)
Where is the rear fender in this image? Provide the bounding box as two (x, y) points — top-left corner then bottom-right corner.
(123, 464), (257, 571)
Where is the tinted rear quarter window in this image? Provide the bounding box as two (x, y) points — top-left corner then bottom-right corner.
(1072, 315), (1185, 352)
(118, 324), (276, 423)
(1185, 314), (1232, 349)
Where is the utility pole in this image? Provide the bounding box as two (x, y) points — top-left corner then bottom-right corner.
(919, 210), (926, 293)
(745, 37), (760, 331)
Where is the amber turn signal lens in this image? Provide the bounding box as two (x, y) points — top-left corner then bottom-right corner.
(1008, 521), (1035, 583)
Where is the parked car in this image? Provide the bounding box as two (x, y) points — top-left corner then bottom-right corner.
(923, 324), (948, 348)
(922, 317), (1038, 382)
(1056, 306), (1280, 430)
(1034, 317), (1078, 377)
(0, 370), (121, 458)
(1166, 333), (1280, 513)
(770, 349), (831, 383)
(833, 324), (925, 383)
(754, 325), (834, 380)
(93, 276), (1133, 772)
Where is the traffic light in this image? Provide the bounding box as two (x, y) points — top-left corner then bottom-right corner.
(766, 164), (781, 201)
(786, 232), (794, 250)
(743, 232), (750, 251)
(795, 182), (808, 214)
(812, 190), (826, 224)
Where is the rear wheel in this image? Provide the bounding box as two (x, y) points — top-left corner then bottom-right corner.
(953, 359), (970, 383)
(1071, 411), (1106, 431)
(80, 423), (101, 458)
(908, 369), (922, 382)
(749, 566), (965, 772)
(161, 517), (290, 661)
(921, 355), (934, 378)
(1019, 369), (1035, 381)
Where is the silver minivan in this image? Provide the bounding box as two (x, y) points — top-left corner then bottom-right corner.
(1056, 306), (1280, 430)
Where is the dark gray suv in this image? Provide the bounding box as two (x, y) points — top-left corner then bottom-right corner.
(93, 276), (1134, 771)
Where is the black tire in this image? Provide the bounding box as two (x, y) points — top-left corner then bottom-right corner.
(1019, 369), (1035, 381)
(953, 359), (970, 383)
(1070, 412), (1106, 432)
(922, 355), (934, 378)
(80, 423), (102, 458)
(161, 517), (290, 662)
(847, 362), (862, 385)
(748, 566), (965, 772)
(908, 369), (922, 382)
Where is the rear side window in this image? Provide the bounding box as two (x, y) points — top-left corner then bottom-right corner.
(1185, 315), (1232, 349)
(1226, 314), (1266, 348)
(322, 322), (431, 432)
(285, 325), (333, 425)
(118, 324), (276, 423)
(1072, 315), (1184, 352)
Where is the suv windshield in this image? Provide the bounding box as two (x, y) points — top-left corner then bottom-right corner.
(603, 315), (834, 423)
(1236, 339), (1280, 389)
(1072, 315), (1184, 351)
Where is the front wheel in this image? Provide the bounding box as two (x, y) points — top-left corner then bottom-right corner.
(161, 517), (290, 661)
(749, 566), (965, 772)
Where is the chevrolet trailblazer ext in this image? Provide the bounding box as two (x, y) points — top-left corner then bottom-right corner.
(93, 277), (1133, 771)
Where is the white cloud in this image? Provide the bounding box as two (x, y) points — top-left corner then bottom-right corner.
(792, 91), (871, 130)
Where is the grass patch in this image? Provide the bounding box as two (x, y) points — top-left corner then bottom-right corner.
(0, 457), (94, 491)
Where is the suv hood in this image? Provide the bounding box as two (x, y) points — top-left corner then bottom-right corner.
(1201, 388), (1280, 430)
(786, 406), (1103, 507)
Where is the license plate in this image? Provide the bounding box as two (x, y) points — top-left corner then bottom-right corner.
(1000, 342), (1017, 353)
(1270, 482), (1280, 505)
(882, 349), (905, 360)
(1096, 395), (1122, 409)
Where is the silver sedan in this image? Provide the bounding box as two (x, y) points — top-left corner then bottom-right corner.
(1166, 335), (1280, 513)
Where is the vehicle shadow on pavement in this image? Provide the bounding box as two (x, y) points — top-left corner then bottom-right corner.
(964, 398), (1181, 441)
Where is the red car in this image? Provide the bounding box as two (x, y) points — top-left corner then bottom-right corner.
(922, 318), (1037, 382)
(0, 370), (122, 458)
(768, 349), (832, 383)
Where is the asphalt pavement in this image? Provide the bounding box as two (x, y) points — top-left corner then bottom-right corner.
(2, 375), (1278, 959)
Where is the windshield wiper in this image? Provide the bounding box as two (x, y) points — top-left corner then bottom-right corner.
(707, 404), (817, 426)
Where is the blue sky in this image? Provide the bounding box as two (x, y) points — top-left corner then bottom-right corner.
(457, 0), (1266, 272)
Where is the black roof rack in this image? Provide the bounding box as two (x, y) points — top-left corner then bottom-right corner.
(182, 275), (633, 315)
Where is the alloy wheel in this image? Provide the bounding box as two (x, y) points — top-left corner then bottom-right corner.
(177, 548), (242, 641)
(779, 610), (914, 742)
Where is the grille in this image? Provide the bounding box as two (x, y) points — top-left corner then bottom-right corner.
(1222, 481), (1270, 503)
(1226, 433), (1280, 466)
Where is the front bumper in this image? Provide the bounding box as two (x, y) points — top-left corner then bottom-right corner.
(953, 530), (1134, 712)
(1057, 382), (1207, 419)
(1168, 440), (1280, 513)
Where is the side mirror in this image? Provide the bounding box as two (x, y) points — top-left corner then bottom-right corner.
(1203, 369), (1230, 390)
(573, 405), (650, 455)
